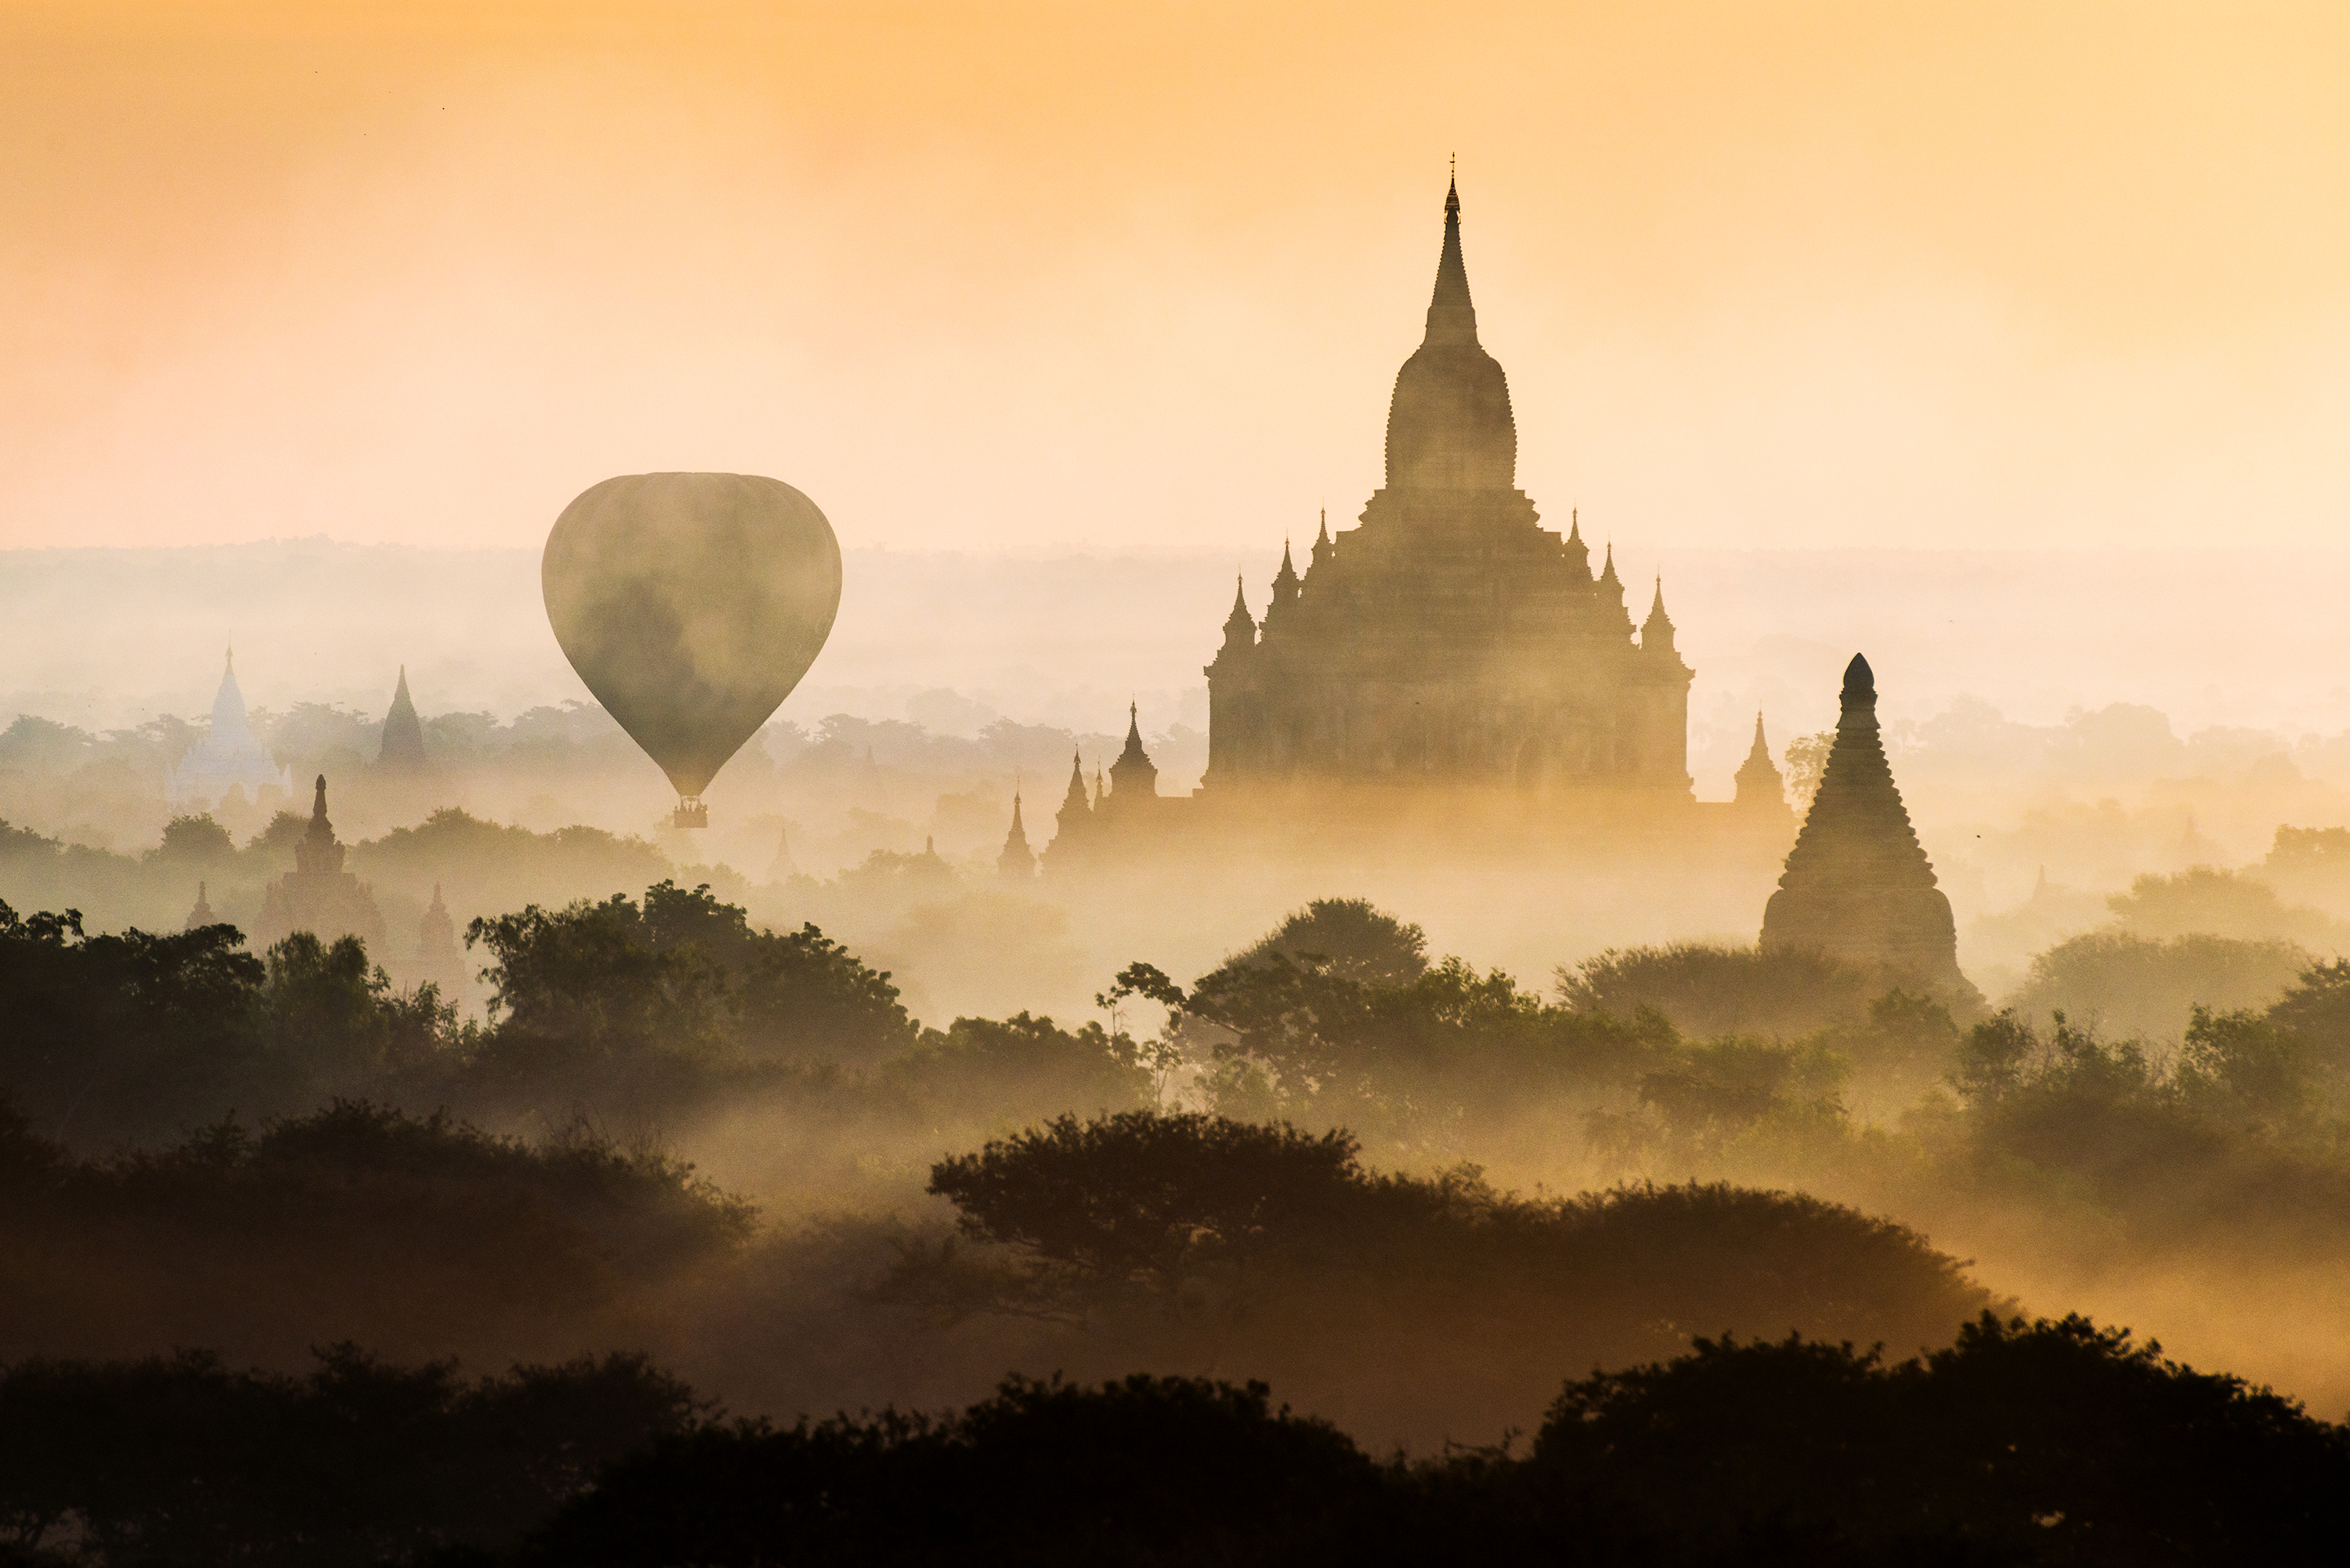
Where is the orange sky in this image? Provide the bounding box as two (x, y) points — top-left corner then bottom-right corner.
(5, 0), (2349, 554)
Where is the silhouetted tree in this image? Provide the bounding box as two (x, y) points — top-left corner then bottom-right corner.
(1222, 896), (1429, 987)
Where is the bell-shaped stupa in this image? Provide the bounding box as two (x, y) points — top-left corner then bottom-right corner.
(1762, 656), (1975, 998)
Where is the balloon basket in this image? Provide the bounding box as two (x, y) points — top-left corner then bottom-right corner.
(672, 799), (709, 829)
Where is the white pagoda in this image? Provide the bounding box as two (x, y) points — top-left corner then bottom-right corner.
(164, 648), (294, 810)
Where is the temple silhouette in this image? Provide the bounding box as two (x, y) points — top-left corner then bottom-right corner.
(411, 883), (466, 999)
(377, 667), (429, 774)
(1203, 180), (1693, 797)
(1033, 179), (1791, 874)
(1762, 655), (1976, 998)
(254, 775), (388, 955)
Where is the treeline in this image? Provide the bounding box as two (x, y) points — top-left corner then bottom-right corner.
(5, 1312), (2341, 1566)
(1, 1097), (750, 1365)
(0, 880), (1140, 1148)
(15, 881), (2350, 1259)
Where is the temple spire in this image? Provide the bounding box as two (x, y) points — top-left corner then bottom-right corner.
(1217, 576), (1257, 660)
(1271, 538), (1301, 608)
(1640, 575), (1677, 657)
(999, 788), (1036, 882)
(1423, 174), (1478, 345)
(1564, 508), (1591, 581)
(1734, 711), (1788, 815)
(378, 663), (428, 774)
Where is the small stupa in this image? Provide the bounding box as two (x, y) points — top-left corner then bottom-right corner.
(377, 667), (429, 774)
(254, 775), (389, 955)
(765, 826), (799, 883)
(414, 882), (466, 998)
(998, 790), (1036, 883)
(1733, 713), (1792, 818)
(165, 647), (295, 809)
(1761, 656), (1975, 998)
(183, 881), (216, 932)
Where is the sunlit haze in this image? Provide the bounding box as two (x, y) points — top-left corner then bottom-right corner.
(9, 7), (2350, 1559)
(6, 2), (2350, 553)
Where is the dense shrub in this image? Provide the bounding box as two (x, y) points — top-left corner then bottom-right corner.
(0, 1100), (754, 1365)
(895, 1111), (1985, 1368)
(2003, 930), (2309, 1041)
(519, 1316), (2350, 1566)
(1558, 940), (1882, 1039)
(469, 880), (916, 1067)
(0, 1346), (700, 1566)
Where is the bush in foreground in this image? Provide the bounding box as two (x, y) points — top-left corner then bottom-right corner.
(524, 1313), (2349, 1566)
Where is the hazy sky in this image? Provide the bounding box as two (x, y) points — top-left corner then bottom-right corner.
(6, 1), (2349, 555)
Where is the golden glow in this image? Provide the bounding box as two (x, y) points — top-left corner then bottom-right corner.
(5, 2), (2349, 550)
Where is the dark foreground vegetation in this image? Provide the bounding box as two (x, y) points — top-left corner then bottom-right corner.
(4, 1313), (2341, 1566)
(7, 881), (2350, 1556)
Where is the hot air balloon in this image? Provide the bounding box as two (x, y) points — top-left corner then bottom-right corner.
(543, 473), (841, 827)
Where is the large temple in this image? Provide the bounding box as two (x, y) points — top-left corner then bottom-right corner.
(1202, 179), (1694, 798)
(1032, 179), (1783, 876)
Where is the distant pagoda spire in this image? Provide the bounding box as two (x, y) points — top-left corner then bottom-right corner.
(1108, 701), (1159, 804)
(295, 774), (344, 877)
(1733, 712), (1789, 814)
(998, 789), (1037, 883)
(377, 666), (428, 774)
(1310, 508), (1334, 571)
(1056, 747), (1092, 837)
(184, 880), (215, 932)
(255, 772), (386, 956)
(167, 643), (293, 809)
(1762, 656), (1976, 998)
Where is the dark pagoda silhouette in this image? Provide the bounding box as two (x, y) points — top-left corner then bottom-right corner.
(412, 883), (466, 999)
(1762, 656), (1975, 999)
(255, 775), (388, 955)
(376, 666), (428, 774)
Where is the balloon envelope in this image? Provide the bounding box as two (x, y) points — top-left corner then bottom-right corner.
(543, 473), (841, 800)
